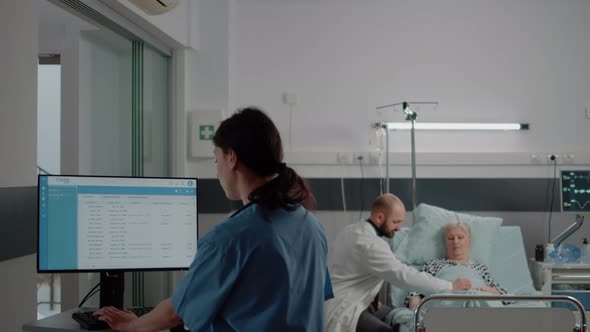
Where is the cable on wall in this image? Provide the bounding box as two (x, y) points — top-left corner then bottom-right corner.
(374, 126), (386, 195)
(547, 155), (558, 243)
(340, 176), (347, 212)
(288, 104), (294, 152)
(358, 156), (365, 220)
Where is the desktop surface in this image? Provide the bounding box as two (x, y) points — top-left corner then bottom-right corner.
(23, 308), (112, 332)
(23, 308), (182, 332)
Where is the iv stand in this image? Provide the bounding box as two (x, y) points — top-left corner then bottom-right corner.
(375, 101), (437, 210)
(404, 102), (418, 210)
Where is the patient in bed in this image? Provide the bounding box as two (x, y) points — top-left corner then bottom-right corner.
(405, 221), (508, 309)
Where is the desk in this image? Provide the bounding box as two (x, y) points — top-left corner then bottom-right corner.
(23, 308), (111, 332)
(22, 308), (171, 332)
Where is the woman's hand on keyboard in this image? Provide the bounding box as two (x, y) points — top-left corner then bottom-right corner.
(94, 306), (138, 331)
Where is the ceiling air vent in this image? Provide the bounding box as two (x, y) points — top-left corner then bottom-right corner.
(128, 0), (180, 15)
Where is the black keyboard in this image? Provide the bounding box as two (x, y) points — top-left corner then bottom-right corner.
(72, 307), (154, 330)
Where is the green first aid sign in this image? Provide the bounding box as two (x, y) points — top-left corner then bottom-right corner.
(199, 125), (214, 140)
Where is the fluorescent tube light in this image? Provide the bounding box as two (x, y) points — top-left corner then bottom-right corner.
(383, 122), (529, 131)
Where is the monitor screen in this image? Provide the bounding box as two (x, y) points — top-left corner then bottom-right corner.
(561, 170), (590, 213)
(38, 175), (198, 272)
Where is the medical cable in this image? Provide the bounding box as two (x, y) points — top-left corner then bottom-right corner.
(375, 127), (389, 195)
(547, 156), (557, 243)
(358, 156), (365, 220)
(340, 176), (347, 212)
(288, 104), (294, 152)
(378, 150), (385, 195)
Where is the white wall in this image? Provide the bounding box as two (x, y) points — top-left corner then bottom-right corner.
(184, 0), (590, 266)
(229, 0), (590, 155)
(0, 0), (39, 330)
(0, 0), (39, 187)
(166, 0), (590, 181)
(94, 0), (590, 179)
(190, 0), (230, 111)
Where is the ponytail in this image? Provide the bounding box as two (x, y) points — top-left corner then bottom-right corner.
(248, 165), (315, 211)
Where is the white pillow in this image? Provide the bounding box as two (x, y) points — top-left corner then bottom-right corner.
(394, 203), (503, 267)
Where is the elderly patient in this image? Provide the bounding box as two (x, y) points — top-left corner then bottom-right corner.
(405, 221), (507, 309)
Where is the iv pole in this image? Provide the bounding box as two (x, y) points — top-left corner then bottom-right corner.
(375, 101), (438, 210)
(404, 102), (418, 209)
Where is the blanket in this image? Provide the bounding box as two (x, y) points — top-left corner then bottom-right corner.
(384, 289), (505, 332)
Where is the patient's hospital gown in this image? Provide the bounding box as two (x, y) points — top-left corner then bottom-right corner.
(404, 258), (507, 306)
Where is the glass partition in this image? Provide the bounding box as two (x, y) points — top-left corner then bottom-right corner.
(78, 29), (133, 176)
(142, 45), (170, 177)
(77, 29), (133, 307)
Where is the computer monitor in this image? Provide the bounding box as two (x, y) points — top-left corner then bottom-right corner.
(561, 170), (590, 213)
(37, 175), (198, 308)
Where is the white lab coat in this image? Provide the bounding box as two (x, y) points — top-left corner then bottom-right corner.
(324, 220), (452, 332)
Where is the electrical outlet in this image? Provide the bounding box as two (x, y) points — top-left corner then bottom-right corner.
(562, 154), (576, 164)
(352, 152), (381, 165)
(368, 152), (381, 165)
(352, 152), (369, 163)
(282, 92), (298, 105)
(547, 154), (558, 162)
(336, 152), (352, 164)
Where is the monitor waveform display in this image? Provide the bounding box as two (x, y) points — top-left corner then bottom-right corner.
(561, 170), (590, 212)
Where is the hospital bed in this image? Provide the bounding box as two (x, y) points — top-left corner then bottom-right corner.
(387, 210), (587, 332)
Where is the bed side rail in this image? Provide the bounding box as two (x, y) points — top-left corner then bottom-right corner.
(413, 294), (587, 332)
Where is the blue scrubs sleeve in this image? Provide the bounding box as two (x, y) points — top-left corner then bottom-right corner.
(324, 268), (334, 300)
(172, 237), (239, 331)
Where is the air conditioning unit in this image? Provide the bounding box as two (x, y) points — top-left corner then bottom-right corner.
(128, 0), (181, 15)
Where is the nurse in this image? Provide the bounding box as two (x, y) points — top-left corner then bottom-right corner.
(324, 193), (470, 332)
(96, 107), (333, 331)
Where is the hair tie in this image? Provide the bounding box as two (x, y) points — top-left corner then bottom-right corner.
(277, 162), (287, 172)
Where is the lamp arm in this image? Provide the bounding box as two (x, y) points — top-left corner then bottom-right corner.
(551, 215), (585, 248)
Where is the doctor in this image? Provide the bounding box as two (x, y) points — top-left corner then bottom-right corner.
(324, 193), (471, 332)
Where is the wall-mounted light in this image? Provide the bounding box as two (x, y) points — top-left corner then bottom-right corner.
(381, 122), (530, 131)
(374, 100), (530, 209)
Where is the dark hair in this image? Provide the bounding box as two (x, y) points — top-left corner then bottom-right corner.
(213, 107), (315, 211)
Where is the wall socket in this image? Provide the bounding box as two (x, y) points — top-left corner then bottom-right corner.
(282, 92), (298, 105)
(352, 152), (381, 165)
(336, 152), (352, 164)
(335, 152), (382, 165)
(530, 153), (576, 164)
(562, 154), (576, 163)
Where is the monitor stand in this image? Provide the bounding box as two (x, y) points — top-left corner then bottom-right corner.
(99, 271), (124, 309)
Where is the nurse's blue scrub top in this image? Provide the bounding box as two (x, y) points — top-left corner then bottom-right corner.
(172, 202), (333, 331)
